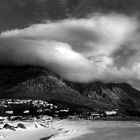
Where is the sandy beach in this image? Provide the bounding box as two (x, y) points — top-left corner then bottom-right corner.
(0, 120), (140, 140)
(0, 119), (91, 140)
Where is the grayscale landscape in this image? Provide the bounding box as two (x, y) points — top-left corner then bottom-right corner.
(0, 0), (140, 140)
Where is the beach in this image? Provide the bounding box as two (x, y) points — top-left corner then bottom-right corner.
(0, 120), (140, 140)
(0, 119), (90, 140)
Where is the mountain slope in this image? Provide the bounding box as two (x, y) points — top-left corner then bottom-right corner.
(0, 66), (110, 112)
(66, 81), (140, 108)
(0, 65), (140, 112)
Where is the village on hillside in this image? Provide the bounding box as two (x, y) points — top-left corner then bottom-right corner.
(0, 99), (130, 122)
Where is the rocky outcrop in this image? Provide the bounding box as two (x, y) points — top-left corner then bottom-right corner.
(3, 123), (16, 131)
(17, 123), (26, 129)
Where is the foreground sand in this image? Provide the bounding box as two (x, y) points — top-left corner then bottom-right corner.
(0, 119), (91, 140)
(0, 120), (140, 140)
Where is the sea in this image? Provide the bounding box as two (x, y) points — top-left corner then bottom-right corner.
(71, 121), (140, 140)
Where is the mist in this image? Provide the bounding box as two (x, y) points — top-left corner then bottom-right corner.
(0, 13), (140, 87)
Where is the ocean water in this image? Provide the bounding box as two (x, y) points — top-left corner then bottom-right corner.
(71, 121), (140, 140)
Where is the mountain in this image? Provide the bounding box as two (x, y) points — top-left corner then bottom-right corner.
(0, 65), (109, 112)
(0, 65), (140, 113)
(66, 81), (140, 108)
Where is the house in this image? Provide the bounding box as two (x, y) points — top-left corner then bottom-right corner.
(59, 108), (69, 118)
(91, 112), (100, 118)
(105, 110), (117, 116)
(5, 111), (13, 115)
(23, 110), (30, 114)
(59, 108), (69, 112)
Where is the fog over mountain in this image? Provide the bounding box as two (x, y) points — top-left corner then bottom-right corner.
(0, 65), (140, 112)
(0, 1), (140, 90)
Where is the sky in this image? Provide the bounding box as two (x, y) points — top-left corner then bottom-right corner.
(0, 13), (140, 89)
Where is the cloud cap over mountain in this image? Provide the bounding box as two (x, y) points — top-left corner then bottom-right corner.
(0, 13), (140, 88)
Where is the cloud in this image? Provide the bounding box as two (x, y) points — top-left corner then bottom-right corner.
(1, 13), (140, 87)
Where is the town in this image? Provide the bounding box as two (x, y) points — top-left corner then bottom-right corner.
(0, 99), (129, 122)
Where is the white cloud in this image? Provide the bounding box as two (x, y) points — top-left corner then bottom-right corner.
(1, 13), (140, 87)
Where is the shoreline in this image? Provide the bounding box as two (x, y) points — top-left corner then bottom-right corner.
(0, 119), (93, 140)
(0, 119), (140, 140)
(49, 120), (93, 140)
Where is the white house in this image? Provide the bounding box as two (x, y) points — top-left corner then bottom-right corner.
(105, 110), (117, 116)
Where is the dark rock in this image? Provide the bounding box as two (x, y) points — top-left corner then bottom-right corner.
(17, 123), (26, 129)
(3, 123), (16, 131)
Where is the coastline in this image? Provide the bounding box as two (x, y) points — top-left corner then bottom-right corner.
(0, 119), (92, 140)
(0, 119), (140, 140)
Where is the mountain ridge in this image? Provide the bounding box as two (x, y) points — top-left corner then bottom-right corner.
(0, 65), (140, 113)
